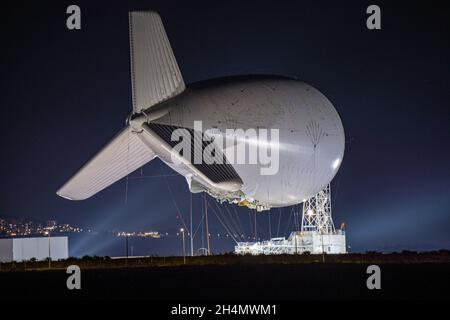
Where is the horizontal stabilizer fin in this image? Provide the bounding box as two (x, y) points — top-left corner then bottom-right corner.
(57, 127), (155, 200)
(129, 11), (185, 113)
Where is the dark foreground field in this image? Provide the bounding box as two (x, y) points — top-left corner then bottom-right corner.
(1, 253), (449, 300)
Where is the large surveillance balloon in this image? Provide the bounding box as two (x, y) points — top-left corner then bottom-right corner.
(57, 11), (345, 211)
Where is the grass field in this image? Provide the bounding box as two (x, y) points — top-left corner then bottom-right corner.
(1, 252), (449, 300)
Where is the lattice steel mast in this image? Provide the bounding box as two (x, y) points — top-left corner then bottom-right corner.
(301, 183), (335, 234)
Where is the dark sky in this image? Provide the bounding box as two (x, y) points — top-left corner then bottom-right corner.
(1, 0), (449, 252)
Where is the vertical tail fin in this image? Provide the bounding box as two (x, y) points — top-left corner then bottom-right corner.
(129, 11), (185, 114)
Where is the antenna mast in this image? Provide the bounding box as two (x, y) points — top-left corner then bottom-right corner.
(204, 193), (211, 255)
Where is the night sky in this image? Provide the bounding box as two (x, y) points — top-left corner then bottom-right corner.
(1, 0), (449, 253)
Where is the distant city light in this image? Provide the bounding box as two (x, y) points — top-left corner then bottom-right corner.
(0, 217), (85, 237)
